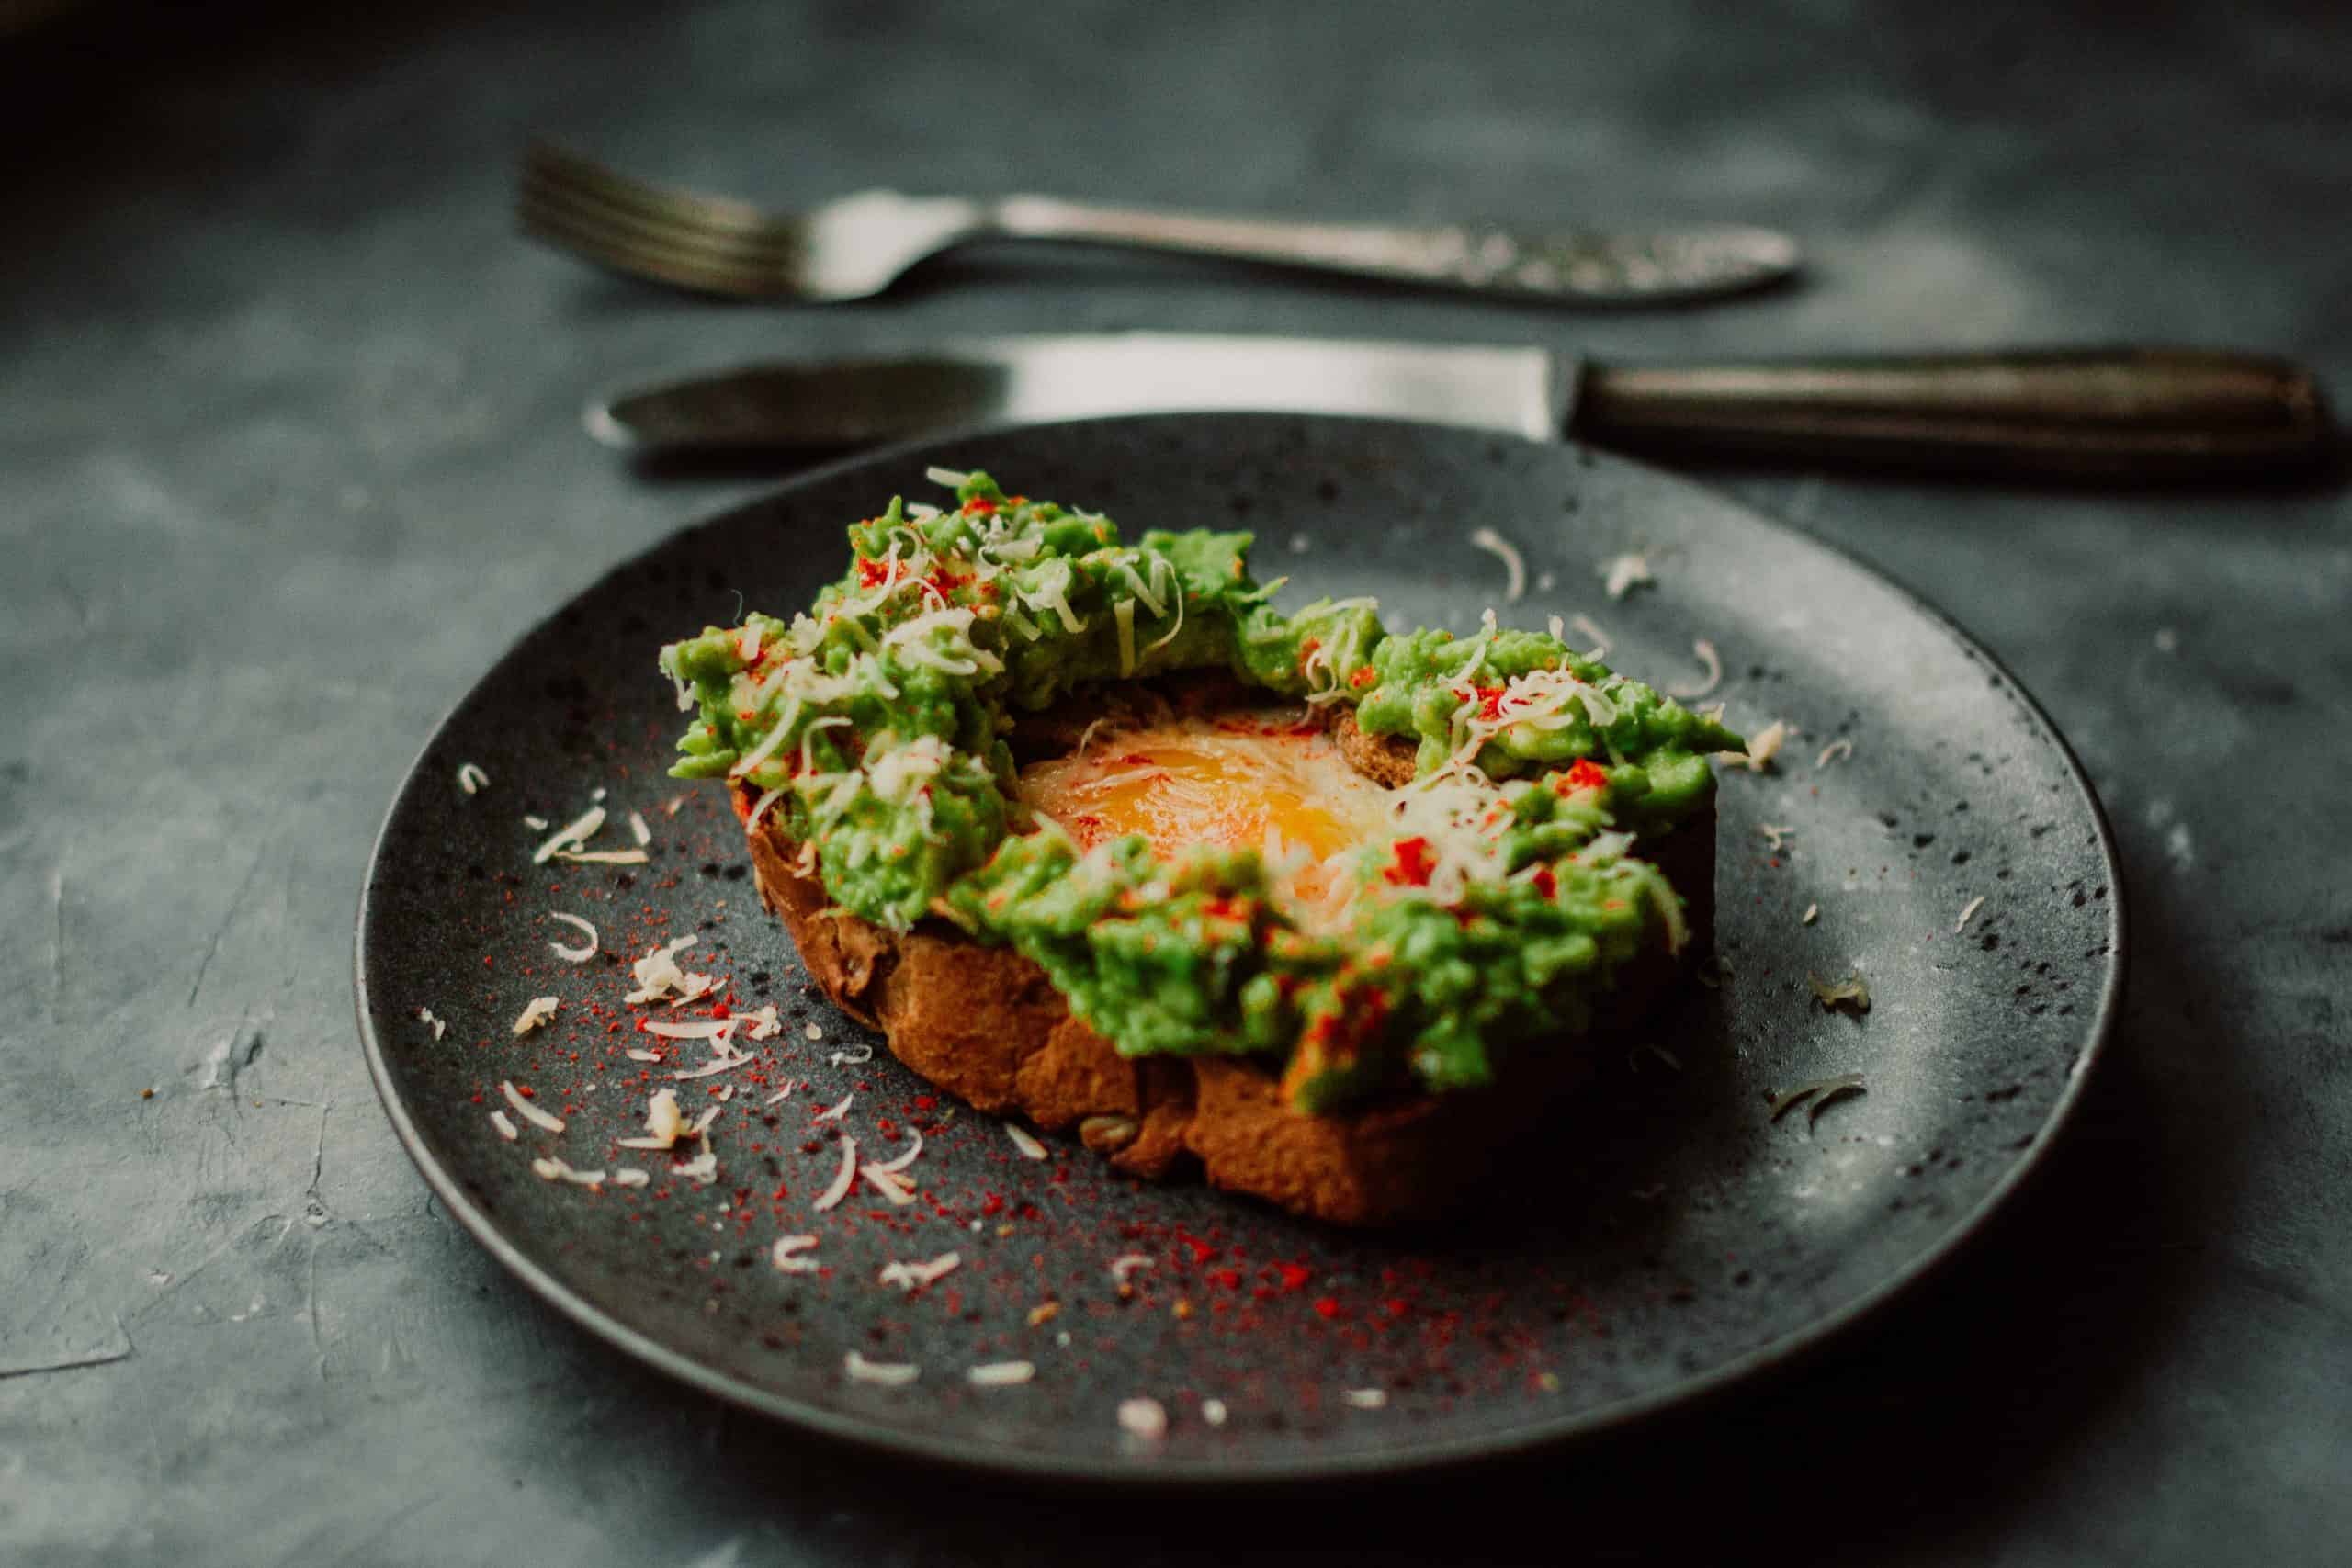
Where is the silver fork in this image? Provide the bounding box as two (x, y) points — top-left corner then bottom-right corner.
(517, 141), (1799, 306)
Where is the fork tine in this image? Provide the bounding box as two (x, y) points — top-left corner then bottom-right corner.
(523, 141), (788, 243)
(517, 145), (820, 296)
(518, 190), (782, 298)
(519, 163), (801, 265)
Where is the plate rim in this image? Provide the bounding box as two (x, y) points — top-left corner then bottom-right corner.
(352, 412), (2127, 1486)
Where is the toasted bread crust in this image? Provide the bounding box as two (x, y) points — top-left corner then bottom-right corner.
(739, 765), (1713, 1226)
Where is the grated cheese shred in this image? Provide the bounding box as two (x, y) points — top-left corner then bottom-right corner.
(499, 1080), (564, 1134)
(547, 911), (599, 962)
(1467, 526), (1527, 603)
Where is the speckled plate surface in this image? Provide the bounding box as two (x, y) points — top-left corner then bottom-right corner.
(355, 413), (2123, 1483)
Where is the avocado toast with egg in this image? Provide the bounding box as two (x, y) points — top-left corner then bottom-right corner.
(662, 470), (1740, 1224)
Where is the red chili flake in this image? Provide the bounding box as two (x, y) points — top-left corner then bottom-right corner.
(711, 1003), (731, 1020)
(1278, 1262), (1312, 1291)
(1471, 684), (1507, 720)
(1297, 637), (1322, 663)
(961, 498), (997, 516)
(1385, 837), (1435, 887)
(1532, 865), (1557, 898)
(914, 1095), (937, 1111)
(855, 556), (892, 589)
(1565, 758), (1609, 793)
(980, 1192), (1004, 1217)
(1348, 665), (1377, 689)
(1211, 1268), (1242, 1290)
(1183, 1237), (1216, 1266)
(1312, 1297), (1341, 1320)
(771, 1179), (790, 1201)
(1383, 1298), (1410, 1318)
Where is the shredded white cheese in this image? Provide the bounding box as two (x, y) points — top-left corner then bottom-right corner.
(868, 1129), (923, 1175)
(1759, 823), (1794, 852)
(1202, 1398), (1229, 1427)
(742, 1005), (782, 1041)
(812, 1093), (854, 1124)
(531, 805), (607, 864)
(642, 1018), (740, 1047)
(1803, 902), (1820, 925)
(417, 1007), (447, 1041)
(860, 1164), (918, 1207)
(673, 1146), (718, 1185)
(616, 1088), (688, 1150)
(877, 1252), (961, 1292)
(489, 1109), (518, 1142)
(1344, 1388), (1389, 1410)
(547, 911), (599, 963)
(1109, 1253), (1156, 1282)
(1467, 526), (1527, 603)
(1667, 638), (1723, 700)
(1956, 896), (1986, 933)
(510, 996), (560, 1036)
(844, 1350), (920, 1387)
(554, 847), (649, 866)
(1724, 717), (1788, 773)
(1114, 595), (1137, 677)
(623, 935), (712, 1005)
(627, 809), (651, 846)
(812, 1136), (858, 1212)
(1117, 1397), (1169, 1441)
(1815, 737), (1853, 770)
(772, 1235), (821, 1274)
(456, 762), (489, 795)
(744, 784), (788, 834)
(728, 696), (808, 781)
(499, 1080), (564, 1134)
(529, 1156), (604, 1188)
(1599, 551), (1653, 600)
(967, 1360), (1035, 1387)
(609, 1168), (650, 1189)
(1005, 1122), (1048, 1161)
(826, 1044), (875, 1067)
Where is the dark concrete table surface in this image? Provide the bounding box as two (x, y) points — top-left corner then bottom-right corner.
(5, 2), (2346, 1562)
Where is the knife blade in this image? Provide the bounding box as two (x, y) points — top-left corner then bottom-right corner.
(589, 334), (2335, 480)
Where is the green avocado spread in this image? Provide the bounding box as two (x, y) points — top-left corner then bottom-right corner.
(662, 469), (1743, 1113)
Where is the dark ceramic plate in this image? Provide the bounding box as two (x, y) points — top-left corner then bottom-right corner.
(356, 413), (2122, 1483)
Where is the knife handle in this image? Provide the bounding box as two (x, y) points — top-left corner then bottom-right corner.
(1574, 349), (2336, 479)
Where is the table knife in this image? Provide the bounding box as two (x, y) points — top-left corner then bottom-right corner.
(588, 335), (2335, 479)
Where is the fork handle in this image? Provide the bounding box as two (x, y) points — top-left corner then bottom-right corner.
(989, 195), (1795, 304)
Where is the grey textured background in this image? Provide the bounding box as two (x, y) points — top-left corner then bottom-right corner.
(3, 0), (2346, 1562)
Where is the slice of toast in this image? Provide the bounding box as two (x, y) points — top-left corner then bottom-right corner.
(737, 765), (1712, 1227)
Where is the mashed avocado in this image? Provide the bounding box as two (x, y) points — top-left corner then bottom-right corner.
(662, 468), (1741, 1111)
